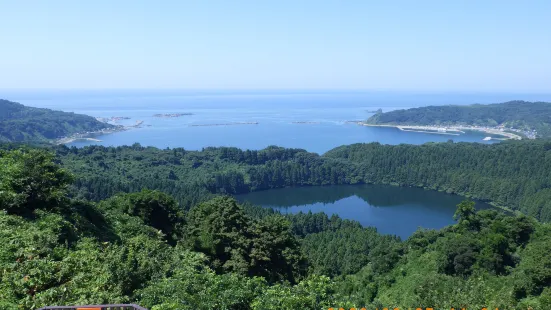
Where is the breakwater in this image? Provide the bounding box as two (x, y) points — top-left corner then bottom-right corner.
(190, 122), (259, 127)
(153, 113), (193, 117)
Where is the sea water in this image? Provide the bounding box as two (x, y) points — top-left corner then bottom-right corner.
(6, 89), (551, 154)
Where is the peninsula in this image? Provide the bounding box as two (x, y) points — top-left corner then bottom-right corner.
(363, 100), (551, 139)
(0, 99), (117, 143)
(56, 119), (145, 144)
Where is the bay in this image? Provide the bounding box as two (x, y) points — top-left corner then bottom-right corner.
(235, 184), (494, 239)
(7, 90), (551, 154)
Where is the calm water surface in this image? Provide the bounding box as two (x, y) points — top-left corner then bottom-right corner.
(235, 184), (494, 239)
(6, 90), (549, 153)
(2, 90), (514, 237)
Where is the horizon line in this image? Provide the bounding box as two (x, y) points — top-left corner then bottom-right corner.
(2, 88), (551, 95)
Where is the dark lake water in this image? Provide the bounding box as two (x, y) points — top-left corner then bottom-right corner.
(235, 184), (494, 239)
(2, 90), (519, 238)
(6, 90), (548, 154)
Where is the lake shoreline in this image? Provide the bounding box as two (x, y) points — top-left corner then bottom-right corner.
(236, 183), (497, 240)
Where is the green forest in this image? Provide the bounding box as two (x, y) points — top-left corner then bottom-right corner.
(24, 139), (551, 222)
(366, 101), (551, 137)
(0, 99), (115, 142)
(1, 141), (551, 309)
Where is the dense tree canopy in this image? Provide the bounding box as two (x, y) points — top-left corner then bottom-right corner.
(0, 149), (73, 215)
(366, 100), (551, 137)
(2, 145), (551, 309)
(98, 190), (185, 244)
(0, 99), (115, 142)
(48, 140), (551, 222)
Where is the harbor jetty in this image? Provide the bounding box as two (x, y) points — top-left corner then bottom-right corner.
(190, 122), (259, 127)
(153, 113), (193, 118)
(129, 120), (144, 128)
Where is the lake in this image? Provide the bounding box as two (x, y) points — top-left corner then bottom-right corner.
(235, 184), (494, 239)
(2, 90), (514, 238)
(7, 89), (551, 154)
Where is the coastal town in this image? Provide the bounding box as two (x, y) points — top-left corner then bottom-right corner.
(95, 116), (131, 123)
(55, 126), (123, 144)
(55, 119), (144, 144)
(359, 123), (537, 140)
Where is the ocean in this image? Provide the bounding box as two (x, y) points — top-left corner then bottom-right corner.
(5, 89), (551, 154)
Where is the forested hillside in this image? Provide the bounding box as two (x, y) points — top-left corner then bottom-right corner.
(0, 99), (115, 142)
(35, 140), (551, 222)
(1, 147), (551, 309)
(366, 101), (551, 137)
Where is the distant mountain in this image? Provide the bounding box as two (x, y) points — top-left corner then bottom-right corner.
(366, 100), (551, 137)
(0, 99), (115, 142)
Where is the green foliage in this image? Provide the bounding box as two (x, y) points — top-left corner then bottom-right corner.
(251, 275), (343, 310)
(436, 234), (481, 276)
(325, 140), (551, 222)
(185, 196), (306, 282)
(0, 99), (115, 142)
(54, 140), (551, 222)
(2, 146), (551, 309)
(99, 189), (184, 244)
(185, 196), (254, 274)
(138, 250), (267, 310)
(0, 149), (73, 215)
(454, 200), (480, 231)
(366, 100), (551, 137)
(301, 226), (401, 277)
(249, 215), (307, 283)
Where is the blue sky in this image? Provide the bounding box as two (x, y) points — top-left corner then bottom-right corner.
(1, 0), (550, 91)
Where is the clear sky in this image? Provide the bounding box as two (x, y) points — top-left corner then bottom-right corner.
(1, 0), (550, 91)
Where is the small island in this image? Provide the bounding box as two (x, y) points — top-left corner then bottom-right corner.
(153, 113), (194, 118)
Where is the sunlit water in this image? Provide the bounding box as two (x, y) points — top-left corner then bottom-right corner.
(6, 89), (549, 153)
(3, 90), (522, 238)
(235, 184), (494, 239)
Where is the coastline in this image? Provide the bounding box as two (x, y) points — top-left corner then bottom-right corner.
(56, 137), (103, 144)
(56, 119), (145, 145)
(359, 123), (523, 140)
(55, 124), (130, 145)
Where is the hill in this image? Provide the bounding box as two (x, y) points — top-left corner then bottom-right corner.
(0, 99), (116, 142)
(366, 100), (551, 138)
(34, 140), (551, 222)
(1, 147), (550, 309)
